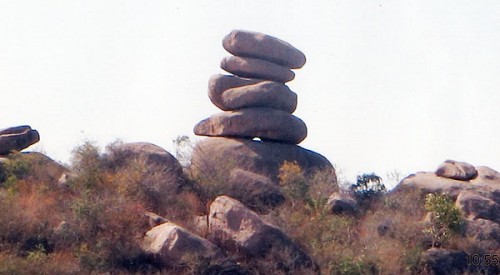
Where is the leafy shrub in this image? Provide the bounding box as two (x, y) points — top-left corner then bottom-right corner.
(424, 193), (464, 247)
(0, 152), (31, 191)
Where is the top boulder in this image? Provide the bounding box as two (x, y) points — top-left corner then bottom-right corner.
(223, 30), (306, 69)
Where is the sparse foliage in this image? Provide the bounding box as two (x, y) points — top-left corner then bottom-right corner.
(424, 193), (464, 247)
(350, 173), (386, 203)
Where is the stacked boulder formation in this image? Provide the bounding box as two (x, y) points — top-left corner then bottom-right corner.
(194, 30), (307, 144)
(191, 30), (336, 210)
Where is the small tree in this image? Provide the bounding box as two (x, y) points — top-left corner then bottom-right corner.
(172, 135), (195, 167)
(424, 193), (463, 247)
(350, 173), (386, 203)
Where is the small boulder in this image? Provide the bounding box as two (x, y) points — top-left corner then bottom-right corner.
(106, 142), (186, 191)
(228, 169), (285, 211)
(208, 196), (318, 273)
(327, 192), (357, 215)
(223, 30), (306, 69)
(221, 56), (295, 83)
(194, 108), (307, 144)
(143, 222), (223, 267)
(0, 125), (40, 155)
(208, 74), (297, 113)
(436, 160), (478, 181)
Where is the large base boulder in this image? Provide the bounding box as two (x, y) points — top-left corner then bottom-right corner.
(208, 196), (318, 274)
(189, 137), (335, 184)
(0, 125), (40, 155)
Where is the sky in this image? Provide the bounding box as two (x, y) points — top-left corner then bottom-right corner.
(1, 0), (499, 187)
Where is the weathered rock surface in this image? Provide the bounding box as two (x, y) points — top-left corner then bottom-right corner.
(190, 137), (335, 184)
(436, 160), (478, 181)
(221, 56), (295, 83)
(327, 192), (357, 215)
(466, 218), (500, 249)
(106, 142), (186, 191)
(194, 108), (307, 144)
(456, 190), (500, 223)
(143, 222), (223, 266)
(422, 248), (468, 275)
(228, 169), (285, 211)
(223, 30), (306, 69)
(0, 125), (40, 155)
(208, 196), (318, 273)
(208, 74), (297, 113)
(397, 164), (499, 199)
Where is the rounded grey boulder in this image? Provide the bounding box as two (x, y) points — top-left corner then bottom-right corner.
(208, 74), (297, 113)
(436, 160), (478, 181)
(221, 56), (295, 83)
(223, 30), (306, 69)
(193, 108), (307, 144)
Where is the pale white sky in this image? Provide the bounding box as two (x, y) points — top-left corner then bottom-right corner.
(1, 0), (499, 186)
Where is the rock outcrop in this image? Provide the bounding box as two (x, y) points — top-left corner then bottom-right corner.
(395, 161), (500, 250)
(191, 30), (336, 212)
(208, 196), (318, 273)
(0, 125), (40, 155)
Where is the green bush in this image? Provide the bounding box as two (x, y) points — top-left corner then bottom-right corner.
(424, 193), (464, 247)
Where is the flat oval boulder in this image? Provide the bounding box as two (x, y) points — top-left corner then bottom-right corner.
(0, 125), (40, 155)
(194, 108), (307, 144)
(221, 56), (295, 83)
(208, 74), (297, 113)
(189, 137), (335, 184)
(223, 30), (306, 69)
(436, 160), (478, 181)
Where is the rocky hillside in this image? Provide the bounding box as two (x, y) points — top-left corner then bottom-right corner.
(1, 30), (499, 274)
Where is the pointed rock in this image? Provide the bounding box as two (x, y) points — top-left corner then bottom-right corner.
(143, 222), (223, 266)
(208, 196), (318, 273)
